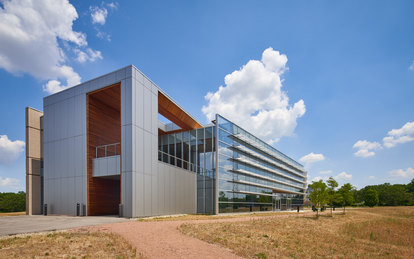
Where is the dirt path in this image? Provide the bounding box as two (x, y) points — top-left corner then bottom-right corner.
(81, 211), (336, 258)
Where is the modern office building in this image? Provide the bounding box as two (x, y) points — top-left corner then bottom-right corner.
(26, 65), (307, 217)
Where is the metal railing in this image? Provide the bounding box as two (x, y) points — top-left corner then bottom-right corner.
(158, 150), (215, 177)
(95, 143), (121, 158)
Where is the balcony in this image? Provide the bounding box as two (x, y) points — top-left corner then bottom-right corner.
(92, 143), (120, 178)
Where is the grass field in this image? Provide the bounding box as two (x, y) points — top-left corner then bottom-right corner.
(180, 207), (414, 258)
(138, 210), (311, 222)
(0, 212), (25, 217)
(0, 231), (137, 258)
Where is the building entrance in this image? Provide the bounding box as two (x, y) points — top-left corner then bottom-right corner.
(281, 198), (292, 210)
(272, 196), (281, 211)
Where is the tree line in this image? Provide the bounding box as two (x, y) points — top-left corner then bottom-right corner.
(0, 192), (26, 212)
(309, 178), (414, 216)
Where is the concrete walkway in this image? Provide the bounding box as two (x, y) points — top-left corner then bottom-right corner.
(0, 215), (129, 236)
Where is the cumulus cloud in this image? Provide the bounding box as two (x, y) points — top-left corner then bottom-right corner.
(90, 6), (108, 25)
(0, 0), (102, 94)
(89, 2), (117, 41)
(202, 47), (305, 144)
(334, 171), (352, 181)
(299, 152), (325, 165)
(383, 122), (414, 148)
(0, 135), (25, 165)
(353, 140), (382, 158)
(389, 167), (414, 179)
(74, 48), (103, 63)
(0, 176), (20, 188)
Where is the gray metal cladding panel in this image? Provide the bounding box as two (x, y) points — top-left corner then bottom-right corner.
(144, 174), (152, 216)
(143, 86), (152, 133)
(121, 171), (133, 217)
(155, 162), (196, 215)
(151, 175), (159, 215)
(133, 172), (144, 217)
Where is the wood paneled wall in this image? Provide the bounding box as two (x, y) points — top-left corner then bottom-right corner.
(87, 83), (121, 216)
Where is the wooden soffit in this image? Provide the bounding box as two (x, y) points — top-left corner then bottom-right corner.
(158, 91), (202, 131)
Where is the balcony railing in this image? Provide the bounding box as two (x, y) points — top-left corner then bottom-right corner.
(95, 143), (121, 158)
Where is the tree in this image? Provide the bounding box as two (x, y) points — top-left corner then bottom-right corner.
(326, 177), (341, 216)
(407, 178), (414, 193)
(364, 189), (379, 207)
(338, 183), (354, 214)
(308, 180), (328, 217)
(0, 192), (26, 212)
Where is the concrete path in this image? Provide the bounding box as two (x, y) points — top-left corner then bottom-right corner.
(0, 215), (129, 236)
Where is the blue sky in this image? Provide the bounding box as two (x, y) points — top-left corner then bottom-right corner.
(0, 0), (413, 192)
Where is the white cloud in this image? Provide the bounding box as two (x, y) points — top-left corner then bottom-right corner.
(0, 176), (20, 188)
(0, 135), (25, 165)
(368, 175), (376, 179)
(299, 152), (325, 165)
(202, 47), (305, 144)
(383, 122), (414, 148)
(311, 176), (329, 182)
(75, 48), (103, 63)
(409, 60), (414, 71)
(90, 6), (108, 25)
(334, 171), (352, 181)
(107, 2), (118, 10)
(319, 170), (332, 175)
(353, 140), (382, 158)
(389, 167), (414, 179)
(0, 0), (101, 94)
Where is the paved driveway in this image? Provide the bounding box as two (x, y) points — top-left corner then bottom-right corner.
(0, 215), (129, 236)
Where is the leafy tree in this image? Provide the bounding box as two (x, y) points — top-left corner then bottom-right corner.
(308, 180), (328, 217)
(338, 183), (354, 214)
(364, 189), (379, 207)
(326, 177), (342, 216)
(0, 192), (26, 212)
(407, 178), (414, 193)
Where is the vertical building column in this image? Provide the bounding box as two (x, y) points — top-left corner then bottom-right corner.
(26, 107), (43, 215)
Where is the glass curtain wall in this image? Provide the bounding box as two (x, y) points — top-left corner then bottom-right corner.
(158, 126), (216, 214)
(216, 114), (307, 213)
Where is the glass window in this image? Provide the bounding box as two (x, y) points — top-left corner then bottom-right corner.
(205, 127), (213, 171)
(197, 128), (205, 174)
(183, 131), (190, 169)
(218, 128), (233, 145)
(168, 134), (175, 166)
(218, 141), (233, 157)
(217, 115), (234, 133)
(218, 154), (232, 170)
(175, 132), (182, 168)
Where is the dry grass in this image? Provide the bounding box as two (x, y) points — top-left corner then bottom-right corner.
(138, 210), (312, 222)
(0, 231), (137, 258)
(180, 207), (414, 258)
(0, 212), (25, 217)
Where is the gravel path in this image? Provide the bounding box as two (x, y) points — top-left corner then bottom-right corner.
(82, 211), (336, 258)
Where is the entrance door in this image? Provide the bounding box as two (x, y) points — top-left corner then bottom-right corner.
(272, 197), (281, 211)
(286, 198), (292, 210)
(281, 198), (292, 210)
